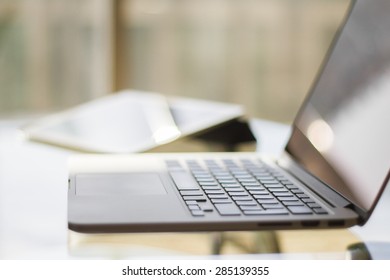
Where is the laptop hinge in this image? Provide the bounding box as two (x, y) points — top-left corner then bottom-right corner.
(277, 152), (355, 209)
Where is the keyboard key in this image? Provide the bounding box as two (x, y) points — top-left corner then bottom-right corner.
(257, 198), (279, 204)
(180, 190), (204, 196)
(255, 176), (274, 180)
(280, 180), (292, 185)
(170, 171), (200, 191)
(186, 201), (198, 205)
(278, 197), (300, 201)
(218, 180), (237, 184)
(196, 178), (216, 183)
(313, 208), (328, 215)
(215, 176), (235, 180)
(262, 203), (284, 209)
(248, 190), (269, 195)
(302, 198), (315, 203)
(208, 194), (228, 199)
(204, 190), (225, 195)
(201, 185), (222, 190)
(221, 183), (241, 188)
(227, 191), (248, 196)
(269, 188), (287, 192)
(239, 205), (262, 211)
(258, 179), (279, 184)
(212, 172), (231, 177)
(237, 178), (257, 183)
(290, 189), (304, 194)
(282, 201), (305, 206)
(285, 184), (298, 190)
(234, 174), (253, 179)
(191, 210), (205, 216)
(188, 205), (200, 210)
(222, 187), (244, 192)
(307, 202), (322, 208)
(241, 183), (262, 188)
(287, 206), (313, 214)
(236, 200), (258, 206)
(253, 194), (273, 199)
(244, 186), (264, 190)
(214, 203), (241, 216)
(191, 171), (209, 176)
(273, 192), (294, 197)
(253, 173), (271, 178)
(211, 198), (232, 204)
(264, 183), (284, 188)
(231, 196), (252, 201)
(198, 181), (219, 186)
(192, 172), (212, 177)
(229, 169), (246, 174)
(182, 196), (206, 202)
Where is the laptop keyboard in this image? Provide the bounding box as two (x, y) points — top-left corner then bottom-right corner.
(167, 159), (328, 217)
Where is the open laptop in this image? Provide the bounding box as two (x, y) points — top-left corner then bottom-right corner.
(68, 0), (390, 233)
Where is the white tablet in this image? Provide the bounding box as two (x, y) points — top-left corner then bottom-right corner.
(22, 90), (244, 153)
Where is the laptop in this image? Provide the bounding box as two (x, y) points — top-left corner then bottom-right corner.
(68, 0), (390, 233)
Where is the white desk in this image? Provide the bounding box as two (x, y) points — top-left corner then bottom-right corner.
(0, 118), (71, 258)
(0, 118), (388, 259)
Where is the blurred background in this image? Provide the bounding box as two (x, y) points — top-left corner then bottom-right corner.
(0, 0), (350, 123)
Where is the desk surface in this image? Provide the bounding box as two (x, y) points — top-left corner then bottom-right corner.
(0, 118), (388, 259)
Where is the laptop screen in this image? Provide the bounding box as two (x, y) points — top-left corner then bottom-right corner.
(286, 0), (390, 212)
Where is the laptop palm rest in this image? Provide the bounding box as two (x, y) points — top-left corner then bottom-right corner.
(75, 173), (167, 196)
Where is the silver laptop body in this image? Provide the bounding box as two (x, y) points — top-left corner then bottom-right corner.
(68, 0), (390, 233)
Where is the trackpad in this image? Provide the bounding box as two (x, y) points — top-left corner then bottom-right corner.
(75, 173), (167, 196)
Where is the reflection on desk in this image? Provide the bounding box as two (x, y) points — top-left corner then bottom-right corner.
(68, 230), (359, 260)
